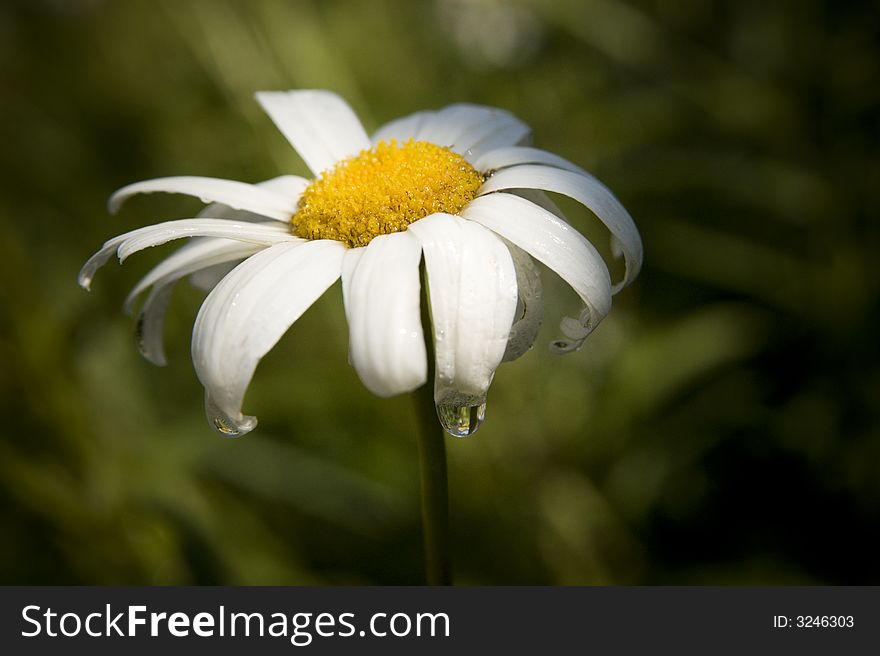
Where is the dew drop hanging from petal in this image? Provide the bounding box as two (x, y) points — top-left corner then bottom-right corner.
(205, 394), (256, 438)
(435, 401), (486, 437)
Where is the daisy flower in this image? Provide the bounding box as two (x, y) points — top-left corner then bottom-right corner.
(79, 90), (642, 438)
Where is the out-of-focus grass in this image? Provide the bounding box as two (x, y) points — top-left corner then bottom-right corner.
(0, 0), (877, 584)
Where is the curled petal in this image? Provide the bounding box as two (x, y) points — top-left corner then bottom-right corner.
(256, 90), (371, 176)
(192, 240), (345, 436)
(119, 175), (309, 363)
(341, 232), (427, 396)
(478, 159), (642, 292)
(128, 239), (263, 366)
(408, 214), (518, 405)
(134, 284), (176, 367)
(123, 237), (264, 314)
(461, 193), (611, 353)
(502, 241), (544, 362)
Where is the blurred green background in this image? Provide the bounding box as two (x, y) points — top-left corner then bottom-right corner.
(1, 0), (878, 585)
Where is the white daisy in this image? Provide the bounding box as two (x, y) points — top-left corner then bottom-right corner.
(80, 90), (642, 438)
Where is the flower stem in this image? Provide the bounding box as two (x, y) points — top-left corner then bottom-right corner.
(411, 262), (451, 585)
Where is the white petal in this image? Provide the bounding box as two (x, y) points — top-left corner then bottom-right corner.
(120, 174), (309, 363)
(415, 104), (531, 162)
(509, 188), (567, 220)
(123, 237), (262, 314)
(110, 173), (310, 366)
(252, 174), (311, 197)
(128, 240), (263, 366)
(79, 219), (296, 290)
(341, 232), (426, 397)
(461, 193), (612, 353)
(134, 283), (176, 367)
(109, 176), (298, 221)
(407, 214), (518, 405)
(256, 90), (370, 176)
(478, 162), (642, 293)
(134, 254), (249, 366)
(183, 175), (308, 288)
(415, 105), (494, 148)
(192, 240), (346, 435)
(474, 145), (589, 176)
(458, 119), (532, 162)
(340, 247), (364, 325)
(502, 241), (544, 362)
(371, 110), (433, 144)
(194, 175), (310, 224)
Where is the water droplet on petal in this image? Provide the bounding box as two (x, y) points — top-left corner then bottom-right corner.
(205, 394), (256, 438)
(435, 401), (486, 438)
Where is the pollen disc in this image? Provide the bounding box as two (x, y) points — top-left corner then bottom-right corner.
(293, 139), (484, 247)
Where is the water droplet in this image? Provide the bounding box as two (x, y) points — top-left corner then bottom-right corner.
(211, 415), (244, 437)
(435, 402), (486, 437)
(205, 394), (256, 438)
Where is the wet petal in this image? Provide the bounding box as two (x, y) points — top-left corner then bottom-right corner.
(408, 213), (518, 405)
(192, 240), (346, 435)
(341, 232), (427, 396)
(461, 192), (611, 352)
(256, 90), (371, 176)
(478, 159), (642, 292)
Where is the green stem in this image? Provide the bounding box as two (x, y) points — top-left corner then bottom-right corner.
(411, 262), (451, 586)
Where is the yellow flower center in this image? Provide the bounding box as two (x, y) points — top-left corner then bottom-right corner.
(292, 139), (484, 247)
